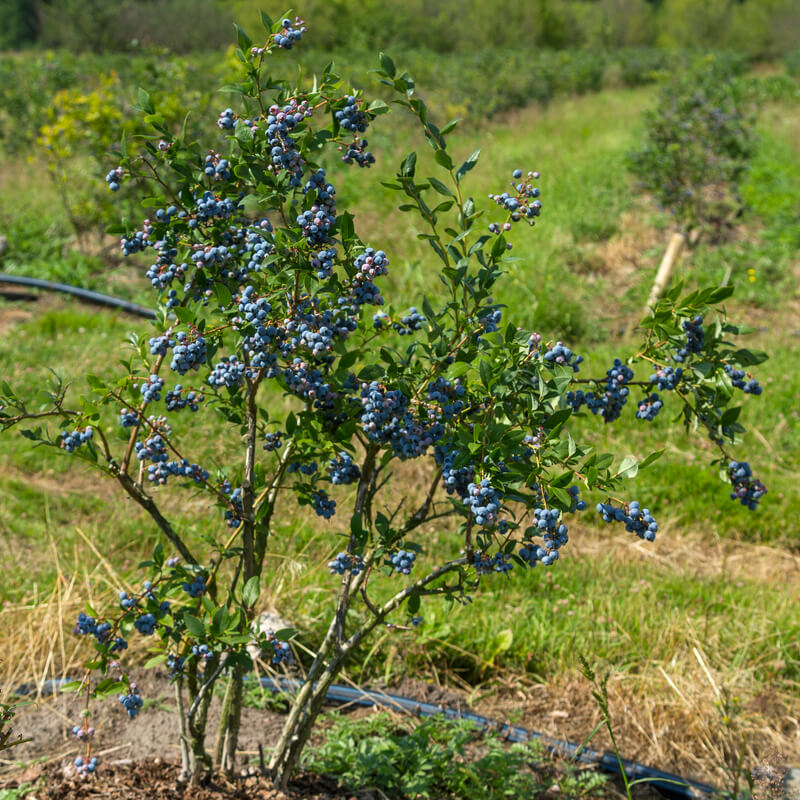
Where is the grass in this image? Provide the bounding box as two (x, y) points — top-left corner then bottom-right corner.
(0, 74), (798, 789)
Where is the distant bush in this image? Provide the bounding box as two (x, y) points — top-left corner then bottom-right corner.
(628, 59), (758, 233)
(38, 0), (233, 53)
(784, 47), (800, 75)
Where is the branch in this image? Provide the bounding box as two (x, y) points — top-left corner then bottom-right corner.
(241, 377), (259, 583)
(400, 467), (442, 534)
(116, 471), (200, 566)
(333, 444), (380, 644)
(345, 557), (467, 653)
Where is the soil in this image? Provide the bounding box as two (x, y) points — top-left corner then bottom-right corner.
(0, 670), (645, 800)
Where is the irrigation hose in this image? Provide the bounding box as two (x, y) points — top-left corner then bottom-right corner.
(0, 274), (156, 319)
(15, 676), (717, 800)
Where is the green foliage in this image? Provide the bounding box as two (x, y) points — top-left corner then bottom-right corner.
(0, 0), (38, 50)
(785, 47), (800, 75)
(304, 711), (607, 800)
(0, 695), (30, 755)
(38, 0), (232, 52)
(627, 59), (757, 232)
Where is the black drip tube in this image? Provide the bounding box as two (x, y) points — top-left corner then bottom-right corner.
(0, 274), (156, 319)
(15, 677), (717, 800)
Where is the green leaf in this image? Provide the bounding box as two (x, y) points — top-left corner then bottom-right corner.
(337, 211), (355, 244)
(368, 99), (390, 115)
(137, 88), (155, 114)
(455, 149), (480, 182)
(407, 593), (420, 615)
(615, 456), (639, 480)
(144, 654), (168, 669)
(260, 10), (273, 31)
(434, 150), (454, 170)
(490, 234), (507, 259)
(214, 283), (233, 307)
(59, 680), (83, 693)
(174, 306), (194, 324)
(235, 24), (252, 51)
(427, 176), (454, 197)
(479, 359), (492, 388)
(359, 364), (384, 381)
(94, 678), (126, 699)
(439, 118), (461, 136)
(639, 449), (664, 469)
(235, 123), (254, 144)
(731, 348), (768, 366)
(400, 152), (417, 178)
(379, 52), (396, 78)
(242, 575), (260, 607)
(184, 614), (205, 639)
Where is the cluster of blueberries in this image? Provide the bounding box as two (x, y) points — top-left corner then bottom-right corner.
(74, 756), (99, 775)
(463, 478), (502, 528)
(436, 446), (475, 498)
(518, 486), (586, 569)
(635, 393), (663, 421)
(264, 99), (313, 187)
(134, 433), (209, 486)
(263, 431), (283, 452)
(359, 381), (444, 460)
(340, 138), (375, 168)
(165, 385), (203, 412)
(596, 501), (658, 541)
(60, 427), (93, 453)
(567, 358), (635, 423)
(728, 461), (767, 509)
(298, 169), (337, 244)
(273, 17), (307, 50)
(487, 169), (542, 234)
(673, 315), (705, 362)
(208, 355), (246, 388)
(390, 550), (416, 574)
(426, 377), (466, 420)
(328, 551), (365, 575)
(138, 374), (165, 403)
(182, 574), (206, 597)
(72, 725), (95, 741)
(104, 166), (123, 192)
(328, 451), (361, 485)
(473, 551), (513, 576)
(312, 490), (336, 518)
(394, 307), (426, 336)
(542, 341), (584, 372)
(650, 365), (682, 390)
(118, 687), (143, 718)
(74, 613), (126, 653)
(204, 153), (231, 181)
(724, 364), (762, 394)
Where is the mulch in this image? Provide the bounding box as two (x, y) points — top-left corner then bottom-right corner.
(4, 759), (373, 800)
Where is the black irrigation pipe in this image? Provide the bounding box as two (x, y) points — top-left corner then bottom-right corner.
(0, 274), (156, 319)
(16, 676), (717, 800)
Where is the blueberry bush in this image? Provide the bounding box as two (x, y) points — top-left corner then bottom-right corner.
(627, 57), (758, 312)
(628, 58), (757, 236)
(0, 11), (770, 789)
